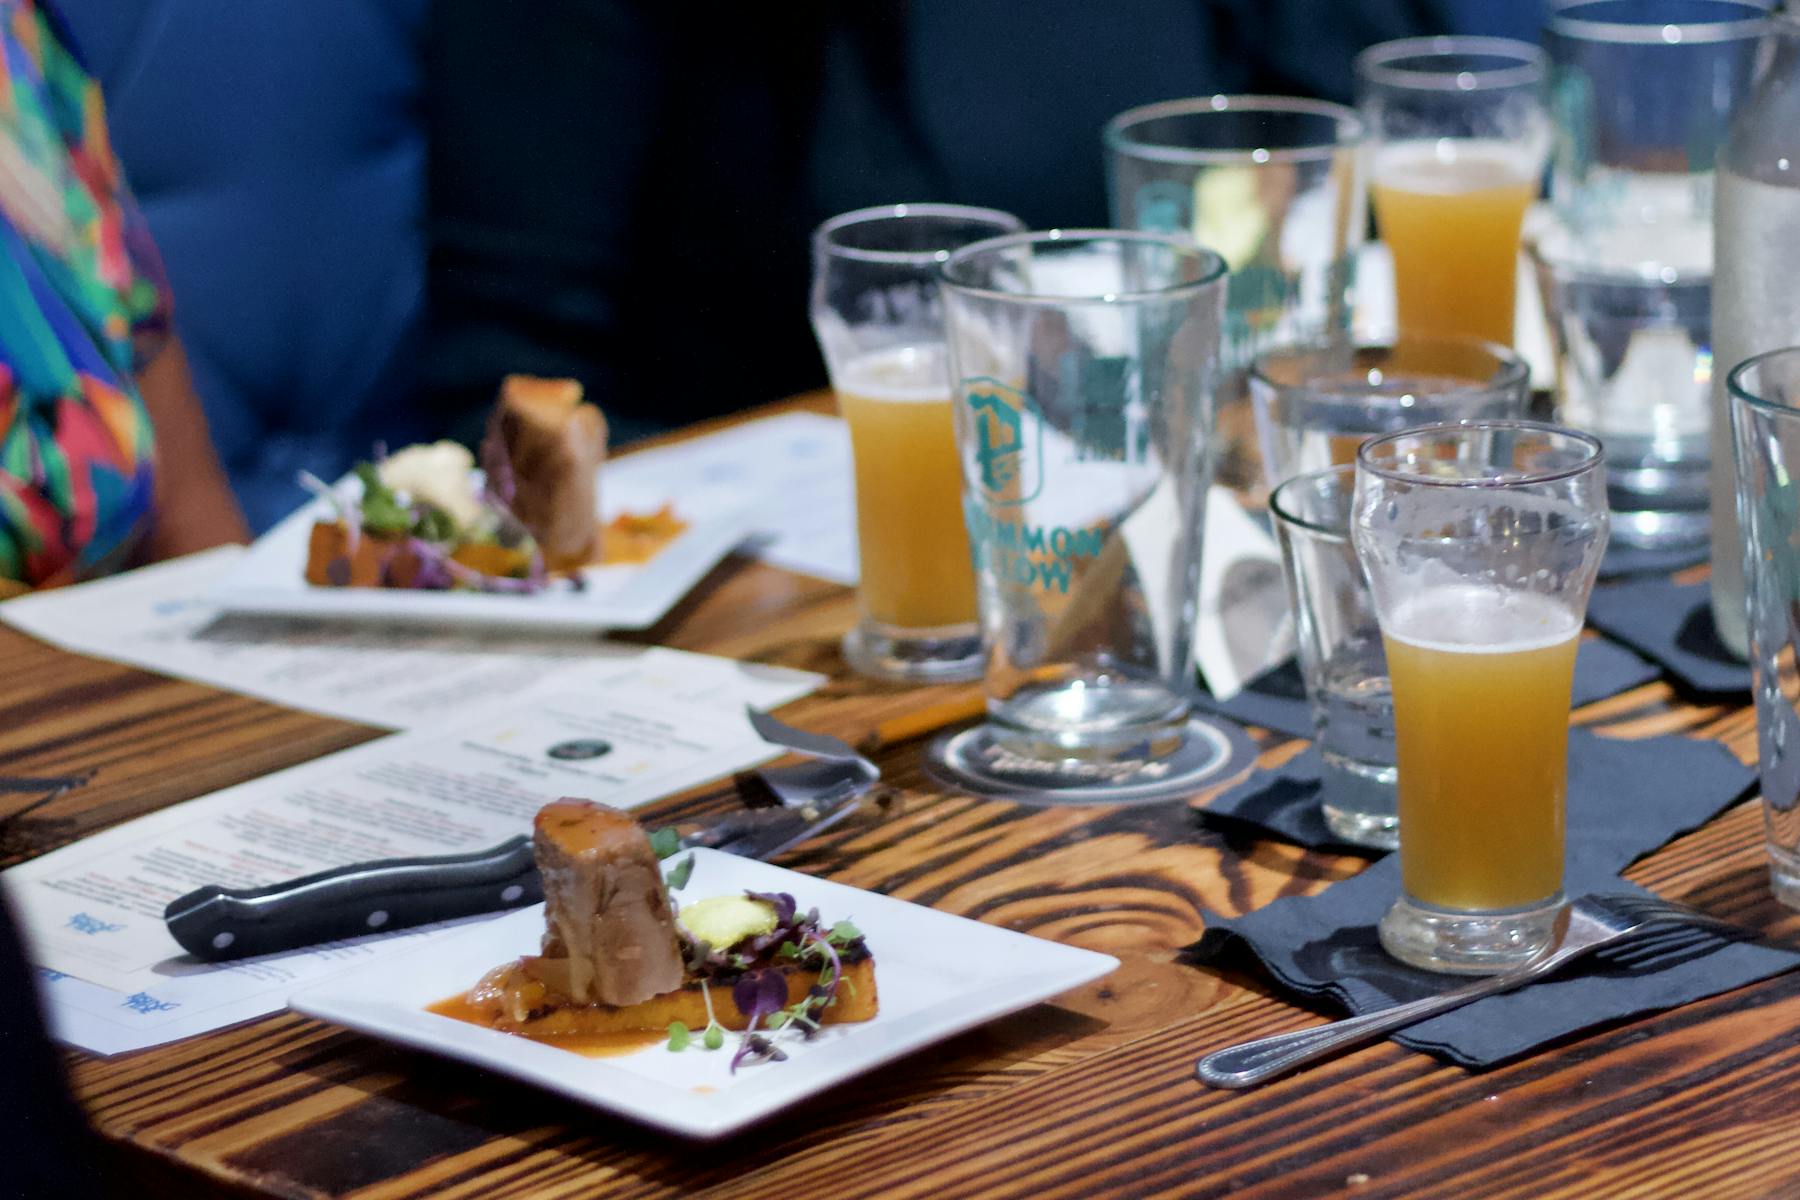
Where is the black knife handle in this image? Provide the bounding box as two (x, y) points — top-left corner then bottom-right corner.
(162, 835), (541, 962)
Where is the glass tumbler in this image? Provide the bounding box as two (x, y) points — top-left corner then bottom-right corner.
(1727, 345), (1800, 911)
(1251, 334), (1529, 489)
(1538, 0), (1768, 553)
(1270, 465), (1396, 849)
(1104, 95), (1364, 492)
(1355, 37), (1551, 346)
(809, 203), (1025, 683)
(1353, 421), (1609, 973)
(939, 230), (1228, 763)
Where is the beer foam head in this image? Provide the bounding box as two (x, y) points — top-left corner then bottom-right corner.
(837, 344), (952, 402)
(1386, 584), (1580, 653)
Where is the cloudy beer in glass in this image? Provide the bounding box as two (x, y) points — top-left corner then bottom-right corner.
(810, 204), (1025, 681)
(1356, 37), (1549, 346)
(1384, 586), (1579, 911)
(836, 344), (977, 629)
(1353, 420), (1607, 973)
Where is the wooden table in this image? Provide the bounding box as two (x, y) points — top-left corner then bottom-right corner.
(10, 399), (1800, 1199)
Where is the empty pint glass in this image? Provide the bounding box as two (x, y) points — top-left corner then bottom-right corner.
(939, 231), (1228, 763)
(1353, 421), (1608, 973)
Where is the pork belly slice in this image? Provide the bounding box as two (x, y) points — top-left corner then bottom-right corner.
(532, 799), (684, 1007)
(486, 375), (607, 571)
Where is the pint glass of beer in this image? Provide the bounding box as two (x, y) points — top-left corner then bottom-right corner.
(810, 204), (1025, 682)
(1352, 421), (1608, 973)
(1355, 38), (1550, 346)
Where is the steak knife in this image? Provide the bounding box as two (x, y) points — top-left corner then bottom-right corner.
(163, 784), (869, 963)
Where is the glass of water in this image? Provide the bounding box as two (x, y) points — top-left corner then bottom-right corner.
(939, 230), (1228, 763)
(1536, 0), (1769, 551)
(1251, 334), (1529, 489)
(1727, 345), (1800, 911)
(1269, 464), (1396, 849)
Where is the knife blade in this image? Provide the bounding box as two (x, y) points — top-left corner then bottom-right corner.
(163, 786), (870, 964)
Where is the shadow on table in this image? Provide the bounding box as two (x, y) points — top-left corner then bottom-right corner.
(250, 1003), (1106, 1195)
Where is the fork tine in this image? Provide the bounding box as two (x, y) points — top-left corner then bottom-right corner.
(1588, 892), (1745, 935)
(1602, 926), (1736, 971)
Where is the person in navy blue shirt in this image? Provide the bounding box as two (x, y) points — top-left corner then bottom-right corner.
(424, 0), (1544, 444)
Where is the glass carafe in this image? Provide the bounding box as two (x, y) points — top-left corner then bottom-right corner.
(1711, 6), (1800, 658)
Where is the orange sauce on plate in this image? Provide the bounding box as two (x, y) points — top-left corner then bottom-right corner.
(426, 994), (663, 1059)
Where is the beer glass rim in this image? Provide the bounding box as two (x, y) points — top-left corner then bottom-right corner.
(1354, 36), (1547, 92)
(1546, 0), (1772, 46)
(1251, 334), (1529, 400)
(1103, 94), (1364, 166)
(1356, 419), (1604, 488)
(1727, 346), (1800, 419)
(812, 203), (1027, 267)
(938, 228), (1228, 307)
(1269, 464), (1356, 542)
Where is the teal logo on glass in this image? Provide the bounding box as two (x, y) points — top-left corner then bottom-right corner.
(1133, 180), (1189, 235)
(964, 378), (1042, 506)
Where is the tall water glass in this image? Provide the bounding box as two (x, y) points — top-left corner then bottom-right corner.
(1251, 334), (1529, 489)
(1353, 422), (1609, 973)
(810, 204), (1025, 682)
(1355, 38), (1551, 346)
(1104, 96), (1364, 490)
(1727, 346), (1800, 911)
(939, 231), (1228, 763)
(1271, 465), (1396, 849)
(1538, 0), (1769, 551)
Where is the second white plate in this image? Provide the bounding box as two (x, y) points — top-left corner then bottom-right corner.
(210, 491), (753, 631)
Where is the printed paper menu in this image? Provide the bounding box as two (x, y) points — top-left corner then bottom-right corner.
(7, 683), (787, 1054)
(0, 548), (820, 729)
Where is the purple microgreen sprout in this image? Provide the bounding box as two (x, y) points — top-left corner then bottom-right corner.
(729, 970), (792, 1073)
(745, 891), (797, 926)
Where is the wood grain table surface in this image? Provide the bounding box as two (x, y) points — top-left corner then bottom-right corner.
(9, 397), (1800, 1200)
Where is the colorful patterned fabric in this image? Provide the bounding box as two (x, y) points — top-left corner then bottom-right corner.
(0, 0), (163, 589)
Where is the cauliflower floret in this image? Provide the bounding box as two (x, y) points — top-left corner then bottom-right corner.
(377, 441), (483, 529)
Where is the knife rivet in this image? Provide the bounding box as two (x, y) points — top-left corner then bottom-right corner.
(367, 910), (389, 929)
(211, 932), (234, 951)
(500, 885), (524, 902)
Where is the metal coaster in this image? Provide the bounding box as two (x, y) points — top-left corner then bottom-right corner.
(926, 715), (1259, 807)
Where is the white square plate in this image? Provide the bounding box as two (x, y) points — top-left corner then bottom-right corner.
(290, 849), (1117, 1139)
(208, 483), (755, 631)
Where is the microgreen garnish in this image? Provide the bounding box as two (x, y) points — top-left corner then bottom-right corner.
(664, 982), (729, 1056)
(666, 853), (695, 891)
(354, 464), (413, 536)
(413, 505), (457, 542)
(667, 889), (868, 1072)
(648, 827), (681, 860)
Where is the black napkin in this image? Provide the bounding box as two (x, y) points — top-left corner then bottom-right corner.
(1192, 730), (1794, 1068)
(1599, 539), (1710, 580)
(1587, 579), (1752, 697)
(1203, 726), (1750, 857)
(1194, 639), (1660, 742)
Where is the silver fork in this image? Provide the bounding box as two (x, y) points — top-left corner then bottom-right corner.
(1195, 893), (1747, 1089)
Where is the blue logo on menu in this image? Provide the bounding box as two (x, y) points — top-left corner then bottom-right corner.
(121, 992), (179, 1015)
(66, 912), (124, 935)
